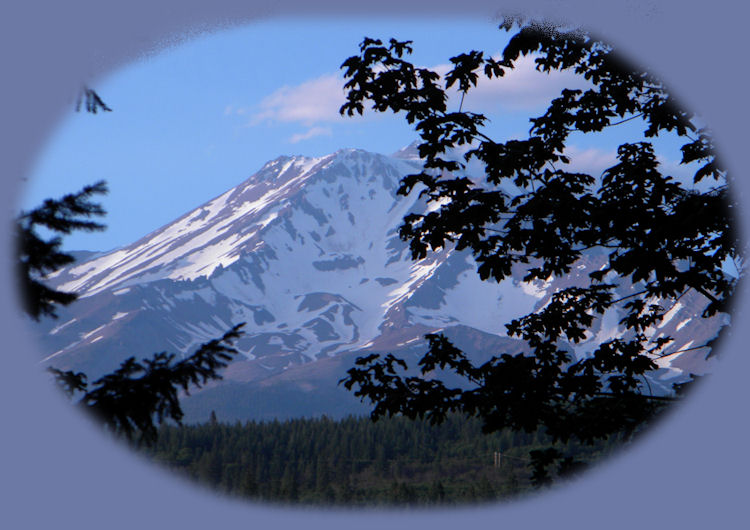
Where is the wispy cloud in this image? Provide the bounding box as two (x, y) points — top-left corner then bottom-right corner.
(249, 74), (347, 127)
(561, 145), (618, 176)
(288, 126), (332, 144)
(560, 146), (699, 188)
(656, 153), (708, 188)
(438, 54), (592, 112)
(234, 54), (591, 135)
(224, 104), (253, 116)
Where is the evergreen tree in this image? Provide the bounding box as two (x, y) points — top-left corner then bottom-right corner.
(17, 86), (111, 321)
(48, 324), (244, 445)
(139, 412), (622, 505)
(241, 469), (259, 497)
(280, 465), (300, 502)
(428, 479), (446, 503)
(339, 16), (740, 473)
(17, 181), (108, 320)
(20, 91), (245, 445)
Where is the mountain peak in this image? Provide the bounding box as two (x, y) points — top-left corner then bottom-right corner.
(391, 140), (422, 161)
(253, 154), (327, 183)
(48, 147), (416, 296)
(35, 144), (723, 422)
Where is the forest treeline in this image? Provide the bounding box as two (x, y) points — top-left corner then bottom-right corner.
(136, 413), (626, 507)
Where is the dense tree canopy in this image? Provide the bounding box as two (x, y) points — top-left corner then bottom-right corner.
(339, 17), (740, 455)
(140, 412), (622, 505)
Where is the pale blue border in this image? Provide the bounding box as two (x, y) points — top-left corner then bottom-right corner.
(1, 1), (747, 528)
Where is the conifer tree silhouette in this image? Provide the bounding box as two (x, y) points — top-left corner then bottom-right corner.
(18, 89), (244, 445)
(17, 180), (108, 320)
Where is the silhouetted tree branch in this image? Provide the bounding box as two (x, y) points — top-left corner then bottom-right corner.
(17, 181), (108, 320)
(22, 90), (244, 446)
(339, 16), (740, 481)
(75, 86), (112, 114)
(48, 323), (245, 445)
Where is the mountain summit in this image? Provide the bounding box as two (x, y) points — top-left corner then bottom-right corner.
(33, 147), (726, 421)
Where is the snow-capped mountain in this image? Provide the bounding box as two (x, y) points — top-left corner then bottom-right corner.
(31, 147), (727, 421)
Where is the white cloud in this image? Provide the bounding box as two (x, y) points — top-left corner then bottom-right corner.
(238, 54), (592, 132)
(250, 74), (347, 127)
(559, 146), (701, 189)
(441, 54), (593, 113)
(288, 126), (332, 144)
(656, 154), (710, 189)
(562, 145), (618, 176)
(224, 104), (252, 116)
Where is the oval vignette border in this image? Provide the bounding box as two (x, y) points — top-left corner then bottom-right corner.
(0, 1), (748, 529)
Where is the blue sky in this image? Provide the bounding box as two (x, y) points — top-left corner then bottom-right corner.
(21, 17), (695, 252)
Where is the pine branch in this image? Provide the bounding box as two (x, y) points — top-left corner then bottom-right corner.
(17, 181), (108, 320)
(80, 323), (245, 445)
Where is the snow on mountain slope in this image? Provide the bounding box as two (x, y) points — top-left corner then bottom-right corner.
(32, 146), (728, 418)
